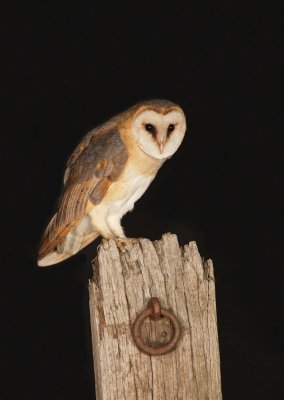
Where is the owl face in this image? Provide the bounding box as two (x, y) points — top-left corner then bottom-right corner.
(132, 105), (186, 160)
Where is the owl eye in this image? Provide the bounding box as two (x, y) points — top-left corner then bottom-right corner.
(167, 124), (175, 135)
(145, 123), (156, 135)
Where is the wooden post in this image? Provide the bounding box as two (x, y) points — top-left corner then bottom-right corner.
(89, 233), (222, 400)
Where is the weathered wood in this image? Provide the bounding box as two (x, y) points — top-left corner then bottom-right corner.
(89, 233), (222, 400)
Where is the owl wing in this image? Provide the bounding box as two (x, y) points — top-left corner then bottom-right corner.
(38, 119), (128, 262)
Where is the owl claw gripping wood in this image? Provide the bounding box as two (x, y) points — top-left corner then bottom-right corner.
(37, 99), (187, 266)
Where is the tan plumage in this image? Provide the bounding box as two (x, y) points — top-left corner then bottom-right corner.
(38, 99), (186, 266)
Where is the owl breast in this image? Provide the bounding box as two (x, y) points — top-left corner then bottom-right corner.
(106, 170), (155, 218)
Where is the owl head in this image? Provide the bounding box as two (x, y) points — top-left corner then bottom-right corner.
(131, 99), (186, 160)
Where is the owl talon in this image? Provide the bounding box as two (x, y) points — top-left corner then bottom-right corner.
(115, 238), (138, 252)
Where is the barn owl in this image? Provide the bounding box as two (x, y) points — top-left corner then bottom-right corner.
(38, 99), (187, 266)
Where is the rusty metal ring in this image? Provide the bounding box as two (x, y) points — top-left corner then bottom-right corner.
(131, 298), (181, 356)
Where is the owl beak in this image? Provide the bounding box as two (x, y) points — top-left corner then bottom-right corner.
(158, 141), (165, 154)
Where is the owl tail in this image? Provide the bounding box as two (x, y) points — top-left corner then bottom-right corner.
(37, 230), (99, 267)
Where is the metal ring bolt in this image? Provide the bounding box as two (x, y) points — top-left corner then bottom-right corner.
(131, 297), (181, 356)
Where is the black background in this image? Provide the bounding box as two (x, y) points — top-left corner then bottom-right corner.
(2, 1), (282, 399)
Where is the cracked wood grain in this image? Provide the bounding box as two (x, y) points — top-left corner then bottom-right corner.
(89, 233), (222, 400)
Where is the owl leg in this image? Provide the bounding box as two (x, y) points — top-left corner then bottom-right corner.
(107, 214), (139, 249)
(106, 214), (125, 238)
(106, 214), (136, 252)
(88, 205), (114, 239)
